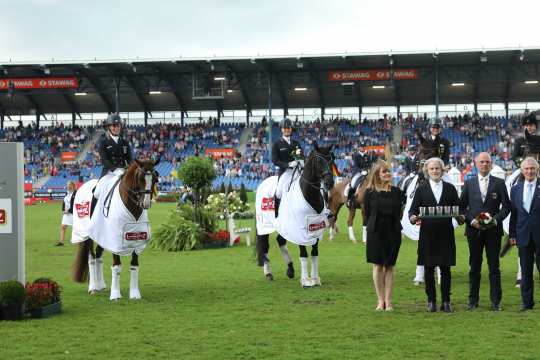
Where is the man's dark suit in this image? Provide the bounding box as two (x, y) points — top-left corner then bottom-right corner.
(271, 137), (302, 177)
(510, 179), (540, 309)
(459, 175), (511, 306)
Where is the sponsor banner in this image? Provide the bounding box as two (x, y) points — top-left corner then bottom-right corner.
(328, 69), (418, 82)
(0, 199), (12, 233)
(61, 151), (78, 163)
(33, 191), (67, 199)
(0, 77), (79, 89)
(205, 148), (234, 159)
(125, 232), (149, 241)
(362, 145), (386, 155)
(261, 197), (275, 211)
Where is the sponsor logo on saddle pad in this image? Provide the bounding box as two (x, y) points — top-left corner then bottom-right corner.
(0, 209), (6, 225)
(125, 232), (148, 241)
(75, 201), (90, 218)
(308, 221), (326, 232)
(261, 197), (275, 211)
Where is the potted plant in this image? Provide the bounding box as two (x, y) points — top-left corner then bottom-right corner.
(0, 280), (26, 320)
(25, 278), (62, 319)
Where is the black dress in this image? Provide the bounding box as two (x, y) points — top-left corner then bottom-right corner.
(364, 187), (405, 266)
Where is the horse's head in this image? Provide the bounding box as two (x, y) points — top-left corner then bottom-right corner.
(306, 142), (335, 190)
(125, 159), (160, 210)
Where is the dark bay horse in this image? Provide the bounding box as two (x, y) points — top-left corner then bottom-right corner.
(72, 159), (159, 300)
(255, 143), (336, 288)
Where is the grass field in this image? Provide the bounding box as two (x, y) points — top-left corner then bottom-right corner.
(1, 200), (540, 360)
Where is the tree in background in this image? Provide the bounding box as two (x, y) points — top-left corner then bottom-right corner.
(177, 156), (216, 226)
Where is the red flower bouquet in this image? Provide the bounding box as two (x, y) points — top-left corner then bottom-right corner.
(475, 212), (496, 230)
(25, 278), (62, 310)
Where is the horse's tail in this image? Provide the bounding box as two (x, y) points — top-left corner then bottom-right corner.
(72, 239), (91, 283)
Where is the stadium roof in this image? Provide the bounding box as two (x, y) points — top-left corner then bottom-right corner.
(1, 47), (539, 121)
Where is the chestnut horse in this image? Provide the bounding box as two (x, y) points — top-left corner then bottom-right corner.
(72, 159), (159, 300)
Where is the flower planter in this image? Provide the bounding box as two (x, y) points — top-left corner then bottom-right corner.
(1, 303), (25, 321)
(28, 301), (62, 319)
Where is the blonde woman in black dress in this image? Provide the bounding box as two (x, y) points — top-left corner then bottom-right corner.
(364, 160), (405, 311)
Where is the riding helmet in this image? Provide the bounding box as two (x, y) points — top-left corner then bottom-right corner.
(280, 118), (293, 129)
(103, 113), (122, 127)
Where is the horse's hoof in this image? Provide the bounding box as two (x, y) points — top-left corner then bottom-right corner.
(88, 289), (98, 295)
(301, 278), (313, 288)
(110, 291), (122, 301)
(311, 277), (322, 286)
(265, 273), (274, 281)
(129, 290), (142, 299)
(287, 263), (295, 279)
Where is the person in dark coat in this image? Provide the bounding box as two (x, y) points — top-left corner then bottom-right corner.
(364, 160), (405, 311)
(347, 145), (372, 208)
(459, 152), (511, 311)
(513, 112), (540, 166)
(416, 119), (451, 166)
(93, 113), (133, 202)
(403, 145), (420, 174)
(509, 157), (540, 311)
(271, 117), (304, 215)
(409, 157), (461, 313)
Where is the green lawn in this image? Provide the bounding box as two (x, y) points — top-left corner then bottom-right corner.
(1, 201), (540, 360)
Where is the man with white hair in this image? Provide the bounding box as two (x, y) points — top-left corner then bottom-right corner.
(459, 152), (511, 311)
(509, 157), (540, 311)
(409, 157), (461, 313)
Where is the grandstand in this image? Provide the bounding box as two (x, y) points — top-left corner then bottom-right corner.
(0, 48), (539, 195)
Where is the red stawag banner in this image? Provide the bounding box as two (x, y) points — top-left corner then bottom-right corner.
(328, 69), (418, 81)
(205, 148), (235, 159)
(0, 77), (79, 89)
(61, 152), (78, 162)
(362, 146), (386, 155)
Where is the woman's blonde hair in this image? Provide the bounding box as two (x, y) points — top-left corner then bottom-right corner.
(365, 159), (392, 192)
(67, 181), (76, 192)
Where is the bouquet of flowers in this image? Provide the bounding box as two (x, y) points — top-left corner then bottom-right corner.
(475, 212), (496, 230)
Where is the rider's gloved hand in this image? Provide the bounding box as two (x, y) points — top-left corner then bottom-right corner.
(288, 161), (298, 168)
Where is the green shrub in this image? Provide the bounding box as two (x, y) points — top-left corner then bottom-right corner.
(152, 204), (217, 252)
(0, 280), (26, 306)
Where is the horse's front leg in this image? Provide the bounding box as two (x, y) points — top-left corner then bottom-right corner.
(94, 245), (107, 292)
(129, 253), (141, 300)
(299, 245), (312, 288)
(347, 207), (358, 243)
(110, 254), (122, 301)
(360, 206), (367, 245)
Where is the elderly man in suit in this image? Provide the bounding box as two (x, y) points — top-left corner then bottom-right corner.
(509, 157), (540, 311)
(409, 157), (461, 313)
(459, 152), (511, 311)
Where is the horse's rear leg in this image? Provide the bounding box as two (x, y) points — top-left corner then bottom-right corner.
(347, 208), (358, 243)
(110, 254), (122, 301)
(85, 240), (100, 294)
(299, 245), (312, 288)
(360, 207), (367, 245)
(256, 232), (273, 280)
(277, 235), (294, 279)
(94, 245), (107, 291)
(310, 241), (321, 286)
(129, 253), (141, 300)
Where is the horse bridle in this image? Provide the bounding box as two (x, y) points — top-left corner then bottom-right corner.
(121, 165), (159, 209)
(300, 152), (334, 192)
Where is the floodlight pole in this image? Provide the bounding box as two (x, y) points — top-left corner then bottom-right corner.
(268, 74), (272, 146)
(114, 75), (120, 114)
(434, 55), (440, 119)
